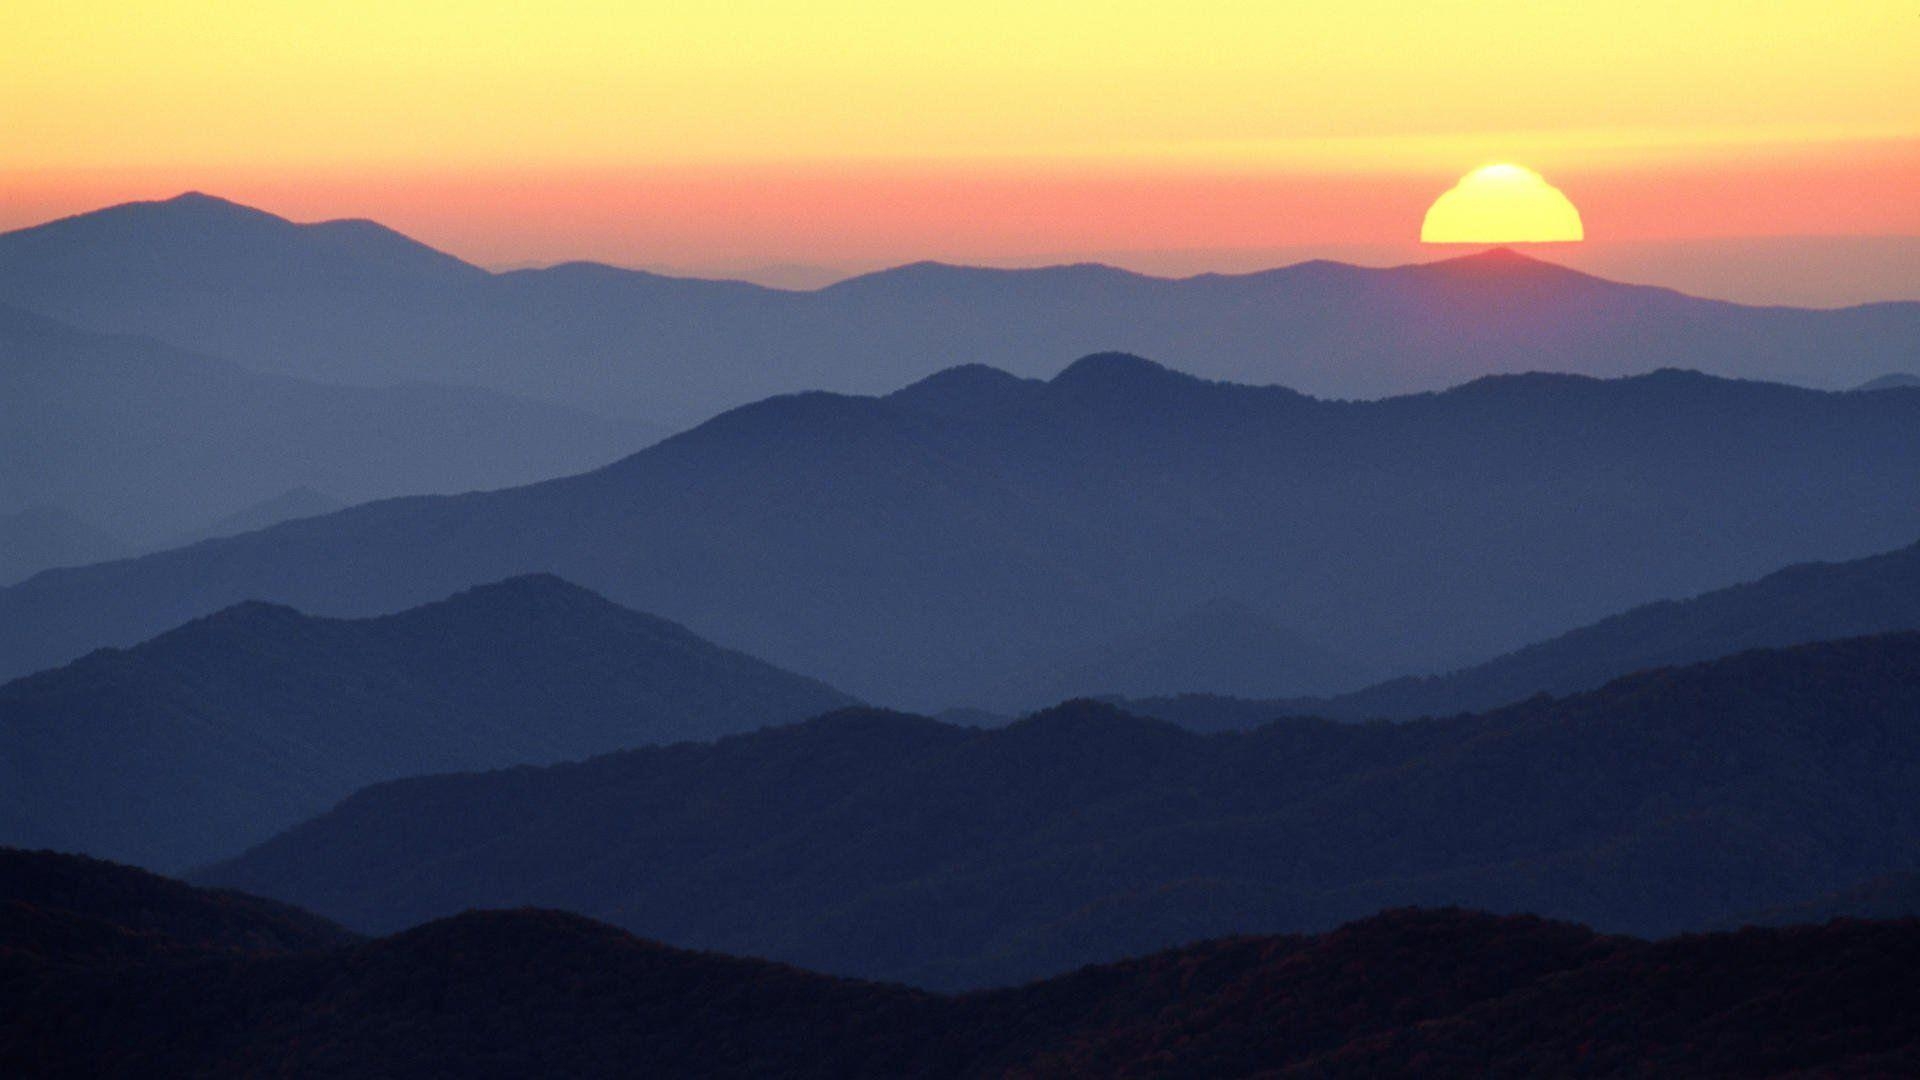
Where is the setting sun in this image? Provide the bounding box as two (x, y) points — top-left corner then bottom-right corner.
(1421, 164), (1584, 244)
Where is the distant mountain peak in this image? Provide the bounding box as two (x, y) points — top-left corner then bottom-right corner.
(163, 190), (240, 207)
(1007, 697), (1186, 739)
(1050, 351), (1190, 388)
(444, 573), (607, 607)
(1438, 245), (1548, 268)
(141, 191), (283, 224)
(887, 364), (1039, 416)
(1406, 245), (1608, 287)
(1858, 373), (1920, 392)
(1, 192), (486, 280)
(191, 598), (309, 628)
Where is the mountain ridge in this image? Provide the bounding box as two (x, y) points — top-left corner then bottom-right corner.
(5, 193), (1913, 425)
(7, 354), (1920, 705)
(10, 849), (1918, 1077)
(0, 300), (655, 557)
(0, 575), (855, 870)
(201, 631), (1920, 988)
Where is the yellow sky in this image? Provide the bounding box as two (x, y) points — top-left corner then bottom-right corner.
(6, 1), (1916, 172)
(3, 0), (1917, 304)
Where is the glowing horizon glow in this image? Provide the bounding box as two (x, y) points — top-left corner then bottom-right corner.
(1421, 165), (1584, 244)
(1, 1), (1916, 296)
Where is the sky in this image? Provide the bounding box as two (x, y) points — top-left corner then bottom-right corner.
(4, 1), (1917, 303)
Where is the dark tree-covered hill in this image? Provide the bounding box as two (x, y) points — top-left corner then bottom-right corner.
(4, 855), (1916, 1077)
(206, 632), (1920, 988)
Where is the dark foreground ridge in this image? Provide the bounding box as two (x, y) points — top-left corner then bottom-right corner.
(203, 631), (1920, 987)
(4, 849), (1916, 1078)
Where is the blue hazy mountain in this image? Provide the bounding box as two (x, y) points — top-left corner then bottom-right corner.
(4, 356), (1920, 707)
(0, 503), (129, 586)
(2, 194), (1914, 426)
(161, 486), (342, 547)
(984, 597), (1366, 710)
(1858, 372), (1920, 392)
(200, 632), (1920, 989)
(0, 301), (656, 547)
(1131, 536), (1920, 726)
(0, 576), (853, 871)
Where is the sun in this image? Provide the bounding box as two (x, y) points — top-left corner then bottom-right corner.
(1421, 164), (1584, 244)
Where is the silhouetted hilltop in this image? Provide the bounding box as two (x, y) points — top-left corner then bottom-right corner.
(0, 300), (653, 548)
(1858, 372), (1920, 391)
(6, 856), (1916, 1077)
(884, 363), (1041, 418)
(1741, 871), (1920, 926)
(0, 847), (354, 970)
(0, 576), (853, 870)
(8, 355), (1919, 706)
(3, 194), (1914, 425)
(204, 632), (1920, 988)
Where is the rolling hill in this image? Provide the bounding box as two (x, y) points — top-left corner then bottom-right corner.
(0, 576), (853, 871)
(203, 632), (1920, 988)
(3, 193), (1914, 426)
(7, 849), (1916, 1077)
(5, 356), (1920, 706)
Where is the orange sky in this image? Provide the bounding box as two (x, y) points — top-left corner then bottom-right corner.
(4, 2), (1917, 299)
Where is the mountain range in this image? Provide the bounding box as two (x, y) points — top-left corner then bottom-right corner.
(202, 632), (1920, 988)
(6, 355), (1920, 706)
(7, 849), (1916, 1077)
(0, 576), (852, 870)
(2, 193), (1914, 427)
(0, 300), (655, 567)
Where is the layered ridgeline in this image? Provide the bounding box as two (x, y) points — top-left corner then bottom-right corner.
(8, 356), (1920, 706)
(7, 851), (1917, 1077)
(0, 848), (356, 970)
(987, 597), (1366, 707)
(3, 194), (1916, 426)
(0, 301), (654, 572)
(0, 504), (129, 588)
(1129, 535), (1920, 727)
(205, 633), (1920, 988)
(0, 576), (852, 871)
